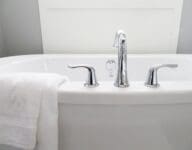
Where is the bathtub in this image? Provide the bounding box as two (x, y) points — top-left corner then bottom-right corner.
(0, 54), (192, 150)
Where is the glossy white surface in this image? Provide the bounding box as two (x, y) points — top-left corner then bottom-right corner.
(0, 54), (192, 150)
(0, 54), (192, 81)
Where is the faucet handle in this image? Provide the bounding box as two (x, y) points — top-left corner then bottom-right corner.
(151, 64), (178, 70)
(68, 65), (99, 88)
(145, 64), (178, 88)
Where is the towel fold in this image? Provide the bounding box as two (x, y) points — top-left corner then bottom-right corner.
(0, 73), (67, 150)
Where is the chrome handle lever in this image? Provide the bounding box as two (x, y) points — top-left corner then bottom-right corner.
(68, 65), (99, 88)
(152, 64), (178, 70)
(145, 64), (178, 88)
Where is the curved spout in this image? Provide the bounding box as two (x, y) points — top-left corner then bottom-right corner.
(113, 30), (126, 48)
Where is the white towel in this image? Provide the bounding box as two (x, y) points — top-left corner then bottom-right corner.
(0, 73), (67, 150)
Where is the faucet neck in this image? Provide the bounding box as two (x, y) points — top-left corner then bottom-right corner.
(113, 30), (129, 88)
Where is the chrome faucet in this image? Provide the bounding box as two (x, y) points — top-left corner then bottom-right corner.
(145, 64), (178, 88)
(113, 30), (129, 88)
(68, 65), (99, 88)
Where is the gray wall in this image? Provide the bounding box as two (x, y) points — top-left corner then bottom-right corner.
(0, 0), (191, 56)
(0, 0), (43, 56)
(177, 0), (192, 53)
(0, 4), (5, 57)
(0, 22), (4, 57)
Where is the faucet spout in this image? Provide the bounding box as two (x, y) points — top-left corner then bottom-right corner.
(113, 30), (129, 88)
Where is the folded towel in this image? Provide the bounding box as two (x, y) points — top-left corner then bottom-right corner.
(0, 73), (67, 150)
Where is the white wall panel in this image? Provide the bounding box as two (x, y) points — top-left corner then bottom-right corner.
(38, 0), (183, 54)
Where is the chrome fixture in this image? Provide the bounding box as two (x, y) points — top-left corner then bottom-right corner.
(106, 59), (116, 78)
(145, 64), (178, 88)
(68, 65), (99, 88)
(113, 30), (129, 88)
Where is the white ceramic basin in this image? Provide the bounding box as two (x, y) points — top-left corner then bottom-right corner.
(0, 54), (192, 150)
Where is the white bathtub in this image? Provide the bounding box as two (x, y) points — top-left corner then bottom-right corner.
(1, 54), (192, 150)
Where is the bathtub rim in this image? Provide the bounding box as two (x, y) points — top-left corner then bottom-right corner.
(0, 54), (192, 64)
(1, 54), (192, 105)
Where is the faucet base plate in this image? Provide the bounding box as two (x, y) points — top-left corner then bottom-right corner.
(114, 83), (129, 88)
